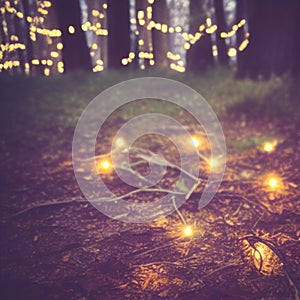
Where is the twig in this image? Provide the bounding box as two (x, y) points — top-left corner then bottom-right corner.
(137, 152), (200, 182)
(10, 188), (185, 218)
(172, 196), (187, 225)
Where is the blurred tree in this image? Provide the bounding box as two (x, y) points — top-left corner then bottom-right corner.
(86, 0), (107, 69)
(152, 0), (169, 70)
(107, 0), (130, 69)
(213, 0), (228, 65)
(21, 0), (34, 74)
(53, 0), (92, 73)
(236, 0), (299, 79)
(186, 0), (213, 73)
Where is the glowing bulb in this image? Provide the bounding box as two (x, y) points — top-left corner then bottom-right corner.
(115, 137), (125, 148)
(121, 58), (128, 65)
(209, 159), (218, 168)
(183, 225), (193, 237)
(264, 173), (283, 191)
(263, 141), (277, 153)
(190, 136), (200, 148)
(68, 25), (75, 34)
(268, 178), (278, 188)
(97, 159), (112, 173)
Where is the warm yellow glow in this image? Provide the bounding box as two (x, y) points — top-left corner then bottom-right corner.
(102, 3), (108, 9)
(129, 52), (135, 59)
(137, 10), (144, 19)
(68, 25), (75, 34)
(44, 1), (51, 8)
(121, 58), (128, 65)
(149, 59), (155, 66)
(92, 9), (99, 17)
(138, 39), (144, 46)
(269, 178), (278, 188)
(209, 159), (218, 168)
(239, 19), (246, 27)
(199, 24), (205, 32)
(184, 42), (190, 50)
(183, 225), (193, 237)
(175, 26), (182, 33)
(238, 39), (249, 51)
(44, 68), (50, 76)
(91, 43), (98, 50)
(228, 48), (237, 57)
(232, 24), (238, 31)
(56, 42), (63, 50)
(264, 173), (283, 191)
(97, 159), (112, 173)
(190, 136), (200, 148)
(263, 141), (277, 153)
(206, 18), (212, 27)
(50, 51), (59, 58)
(206, 24), (217, 34)
(161, 24), (168, 33)
(115, 137), (125, 148)
(212, 45), (218, 57)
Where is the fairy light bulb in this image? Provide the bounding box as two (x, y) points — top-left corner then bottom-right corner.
(263, 141), (277, 153)
(115, 137), (125, 148)
(183, 225), (193, 237)
(264, 173), (283, 191)
(190, 136), (200, 148)
(209, 159), (218, 168)
(268, 177), (278, 188)
(97, 159), (112, 173)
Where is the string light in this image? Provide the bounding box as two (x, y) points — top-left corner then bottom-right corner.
(183, 225), (193, 237)
(190, 136), (201, 148)
(115, 137), (126, 148)
(1, 0), (249, 75)
(97, 159), (112, 173)
(263, 173), (284, 192)
(68, 25), (75, 34)
(209, 158), (218, 168)
(262, 141), (277, 153)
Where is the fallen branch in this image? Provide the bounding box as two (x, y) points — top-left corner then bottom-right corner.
(9, 188), (185, 218)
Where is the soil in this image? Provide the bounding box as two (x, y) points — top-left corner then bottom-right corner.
(1, 115), (299, 300)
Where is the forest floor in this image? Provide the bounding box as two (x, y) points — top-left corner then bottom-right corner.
(0, 70), (299, 299)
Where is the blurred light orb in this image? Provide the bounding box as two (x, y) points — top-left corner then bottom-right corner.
(263, 141), (277, 153)
(97, 159), (112, 173)
(115, 137), (125, 148)
(183, 225), (193, 237)
(191, 136), (201, 148)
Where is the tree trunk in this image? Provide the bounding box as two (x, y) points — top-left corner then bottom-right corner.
(21, 0), (34, 75)
(135, 0), (152, 69)
(53, 0), (92, 73)
(213, 0), (228, 65)
(107, 0), (130, 69)
(86, 0), (108, 70)
(236, 0), (298, 79)
(186, 0), (213, 73)
(152, 0), (169, 70)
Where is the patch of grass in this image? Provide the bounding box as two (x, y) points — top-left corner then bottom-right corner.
(229, 135), (276, 150)
(0, 68), (299, 146)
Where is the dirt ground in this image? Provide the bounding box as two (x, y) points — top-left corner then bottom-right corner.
(1, 112), (299, 299)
